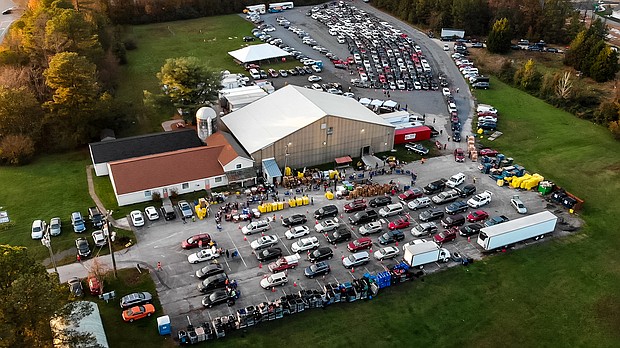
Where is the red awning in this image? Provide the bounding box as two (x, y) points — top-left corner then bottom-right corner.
(335, 156), (353, 164)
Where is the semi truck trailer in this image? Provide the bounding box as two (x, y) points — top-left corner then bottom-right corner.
(477, 210), (557, 251)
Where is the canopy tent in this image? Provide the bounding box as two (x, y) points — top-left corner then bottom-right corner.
(358, 97), (371, 106)
(370, 99), (384, 107)
(383, 100), (398, 109)
(335, 156), (353, 165)
(228, 44), (291, 63)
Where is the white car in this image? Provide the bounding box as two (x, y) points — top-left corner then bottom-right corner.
(130, 210), (145, 227)
(343, 92), (355, 98)
(373, 246), (399, 261)
(443, 44), (450, 51)
(467, 190), (493, 208)
(308, 75), (322, 82)
(188, 248), (220, 264)
(49, 217), (62, 236)
(442, 87), (451, 97)
(511, 195), (527, 214)
(359, 222), (383, 235)
(446, 173), (466, 188)
(408, 197), (432, 211)
(144, 206), (159, 221)
(285, 225), (311, 239)
(311, 65), (322, 73)
(291, 236), (320, 253)
(250, 235), (279, 250)
(413, 81), (422, 90)
(315, 218), (340, 233)
(31, 220), (46, 239)
(92, 230), (107, 247)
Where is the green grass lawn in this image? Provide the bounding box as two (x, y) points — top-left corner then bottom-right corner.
(95, 268), (174, 347)
(199, 77), (620, 347)
(0, 151), (95, 260)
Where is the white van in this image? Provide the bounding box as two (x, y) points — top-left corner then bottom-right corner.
(379, 203), (404, 218)
(249, 68), (261, 79)
(477, 104), (498, 114)
(448, 103), (458, 114)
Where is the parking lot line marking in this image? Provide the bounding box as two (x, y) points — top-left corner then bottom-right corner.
(224, 228), (248, 268)
(315, 279), (323, 288)
(279, 235), (293, 254)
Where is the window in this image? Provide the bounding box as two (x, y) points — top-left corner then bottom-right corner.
(236, 164), (242, 169)
(182, 183), (189, 189)
(215, 177), (223, 183)
(144, 190), (151, 197)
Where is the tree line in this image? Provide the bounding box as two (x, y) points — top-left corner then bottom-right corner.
(102, 0), (326, 24)
(0, 0), (130, 164)
(373, 0), (577, 44)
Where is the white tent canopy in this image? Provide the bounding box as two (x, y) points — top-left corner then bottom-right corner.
(228, 44), (291, 63)
(359, 97), (371, 106)
(383, 100), (398, 108)
(370, 99), (384, 107)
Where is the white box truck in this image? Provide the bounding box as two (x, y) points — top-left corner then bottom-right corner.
(403, 241), (451, 268)
(477, 210), (558, 251)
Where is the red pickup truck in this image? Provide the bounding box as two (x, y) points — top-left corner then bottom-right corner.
(268, 254), (300, 272)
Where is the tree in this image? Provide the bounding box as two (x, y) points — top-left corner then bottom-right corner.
(44, 7), (104, 63)
(0, 245), (97, 347)
(514, 59), (541, 92)
(555, 71), (574, 100)
(487, 18), (511, 54)
(589, 46), (620, 82)
(148, 56), (221, 121)
(43, 52), (101, 148)
(0, 134), (36, 165)
(0, 87), (43, 139)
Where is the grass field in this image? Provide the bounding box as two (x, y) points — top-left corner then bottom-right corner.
(95, 268), (174, 347)
(119, 15), (297, 133)
(198, 77), (620, 347)
(0, 151), (95, 261)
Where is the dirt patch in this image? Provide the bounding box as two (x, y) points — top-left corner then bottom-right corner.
(603, 162), (620, 172)
(593, 295), (620, 339)
(123, 268), (150, 286)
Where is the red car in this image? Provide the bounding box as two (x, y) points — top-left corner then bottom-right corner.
(122, 304), (156, 322)
(347, 237), (373, 252)
(181, 233), (211, 249)
(398, 188), (423, 201)
(379, 74), (387, 83)
(87, 275), (101, 295)
(454, 148), (465, 162)
(467, 210), (489, 222)
(388, 217), (410, 230)
(479, 148), (499, 157)
(344, 199), (367, 213)
(433, 227), (457, 244)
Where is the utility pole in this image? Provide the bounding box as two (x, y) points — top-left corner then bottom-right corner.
(105, 210), (118, 278)
(41, 229), (58, 274)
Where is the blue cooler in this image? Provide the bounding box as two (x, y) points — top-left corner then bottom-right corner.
(157, 315), (171, 335)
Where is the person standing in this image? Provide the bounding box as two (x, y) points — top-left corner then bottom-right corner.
(226, 249), (230, 258)
(157, 262), (162, 271)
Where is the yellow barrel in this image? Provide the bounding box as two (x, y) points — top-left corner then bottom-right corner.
(497, 179), (504, 186)
(266, 204), (272, 213)
(325, 191), (334, 200)
(289, 198), (296, 207)
(303, 196), (310, 205)
(271, 202), (278, 211)
(258, 205), (266, 213)
(296, 197), (303, 206)
(278, 202), (284, 210)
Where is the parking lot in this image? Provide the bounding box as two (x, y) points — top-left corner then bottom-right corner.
(125, 152), (578, 329)
(241, 2), (471, 134)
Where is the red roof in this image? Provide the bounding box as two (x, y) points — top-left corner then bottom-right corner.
(335, 156), (353, 164)
(109, 146), (225, 195)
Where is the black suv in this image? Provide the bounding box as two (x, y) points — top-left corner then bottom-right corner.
(419, 208), (445, 222)
(314, 205), (338, 220)
(325, 229), (352, 244)
(423, 179), (447, 195)
(308, 247), (333, 262)
(378, 230), (405, 245)
(198, 273), (229, 294)
(348, 209), (378, 225)
(369, 196), (392, 207)
(88, 206), (104, 228)
(455, 184), (476, 198)
(445, 201), (468, 215)
(160, 205), (176, 220)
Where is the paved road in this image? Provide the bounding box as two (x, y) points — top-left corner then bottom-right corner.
(0, 0), (21, 43)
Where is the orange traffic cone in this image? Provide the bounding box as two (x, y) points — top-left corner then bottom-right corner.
(293, 281), (297, 287)
(369, 248), (372, 253)
(315, 220), (319, 225)
(395, 241), (399, 246)
(243, 236), (247, 241)
(467, 236), (471, 243)
(271, 287), (276, 292)
(351, 267), (355, 273)
(261, 232), (265, 236)
(238, 224), (241, 229)
(259, 262), (262, 269)
(341, 255), (345, 260)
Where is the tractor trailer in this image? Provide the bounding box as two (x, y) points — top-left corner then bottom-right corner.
(477, 210), (558, 251)
(403, 241), (451, 268)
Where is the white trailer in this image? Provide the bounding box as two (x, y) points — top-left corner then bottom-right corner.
(403, 241), (451, 268)
(477, 211), (558, 251)
(245, 4), (266, 14)
(269, 2), (294, 10)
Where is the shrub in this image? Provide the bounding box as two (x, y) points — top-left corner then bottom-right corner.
(151, 191), (161, 202)
(0, 134), (35, 165)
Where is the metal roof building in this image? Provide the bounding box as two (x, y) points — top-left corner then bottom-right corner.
(221, 85), (395, 168)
